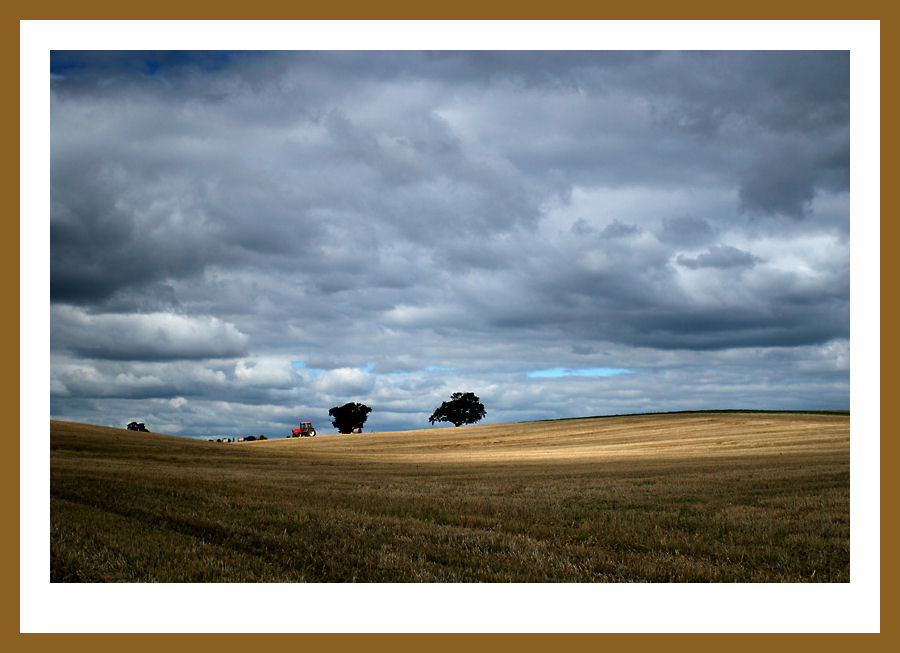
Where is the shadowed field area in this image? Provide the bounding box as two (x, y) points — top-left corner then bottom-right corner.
(50, 412), (849, 582)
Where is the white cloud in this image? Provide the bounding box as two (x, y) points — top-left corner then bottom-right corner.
(313, 368), (376, 397)
(51, 306), (249, 360)
(233, 357), (295, 388)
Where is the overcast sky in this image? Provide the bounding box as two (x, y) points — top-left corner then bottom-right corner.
(49, 50), (850, 438)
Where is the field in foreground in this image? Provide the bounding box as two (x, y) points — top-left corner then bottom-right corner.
(50, 412), (849, 582)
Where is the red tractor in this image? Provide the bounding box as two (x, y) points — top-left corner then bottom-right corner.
(291, 422), (317, 437)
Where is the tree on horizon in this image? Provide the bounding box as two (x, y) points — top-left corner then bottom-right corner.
(329, 402), (372, 434)
(428, 392), (486, 427)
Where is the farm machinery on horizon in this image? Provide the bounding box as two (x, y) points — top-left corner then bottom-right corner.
(291, 421), (317, 437)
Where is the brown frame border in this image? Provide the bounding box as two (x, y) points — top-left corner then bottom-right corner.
(13, 4), (886, 650)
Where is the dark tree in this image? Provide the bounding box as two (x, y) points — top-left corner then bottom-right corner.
(428, 392), (486, 427)
(126, 421), (148, 432)
(328, 402), (373, 434)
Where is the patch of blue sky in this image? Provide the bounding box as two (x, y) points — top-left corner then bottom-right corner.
(526, 367), (633, 379)
(425, 365), (455, 372)
(50, 51), (257, 79)
(291, 361), (322, 376)
(144, 58), (161, 75)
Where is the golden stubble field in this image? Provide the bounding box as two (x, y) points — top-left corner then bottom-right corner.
(257, 412), (849, 462)
(50, 412), (850, 582)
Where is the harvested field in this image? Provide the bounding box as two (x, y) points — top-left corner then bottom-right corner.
(50, 412), (850, 582)
(257, 412), (849, 461)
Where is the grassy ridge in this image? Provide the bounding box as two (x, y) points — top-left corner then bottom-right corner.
(50, 413), (850, 582)
(530, 409), (850, 424)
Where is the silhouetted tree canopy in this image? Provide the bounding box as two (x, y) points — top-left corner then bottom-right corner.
(126, 421), (148, 432)
(428, 392), (486, 427)
(329, 402), (372, 434)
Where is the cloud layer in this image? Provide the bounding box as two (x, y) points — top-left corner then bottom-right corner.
(50, 51), (850, 437)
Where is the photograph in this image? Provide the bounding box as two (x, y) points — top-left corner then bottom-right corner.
(49, 49), (851, 585)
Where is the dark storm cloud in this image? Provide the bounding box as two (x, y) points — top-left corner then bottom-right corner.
(618, 305), (848, 350)
(738, 138), (849, 218)
(598, 220), (641, 239)
(658, 216), (717, 246)
(50, 50), (850, 435)
(676, 245), (760, 270)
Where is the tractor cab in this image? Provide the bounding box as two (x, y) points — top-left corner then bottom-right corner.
(291, 422), (317, 437)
